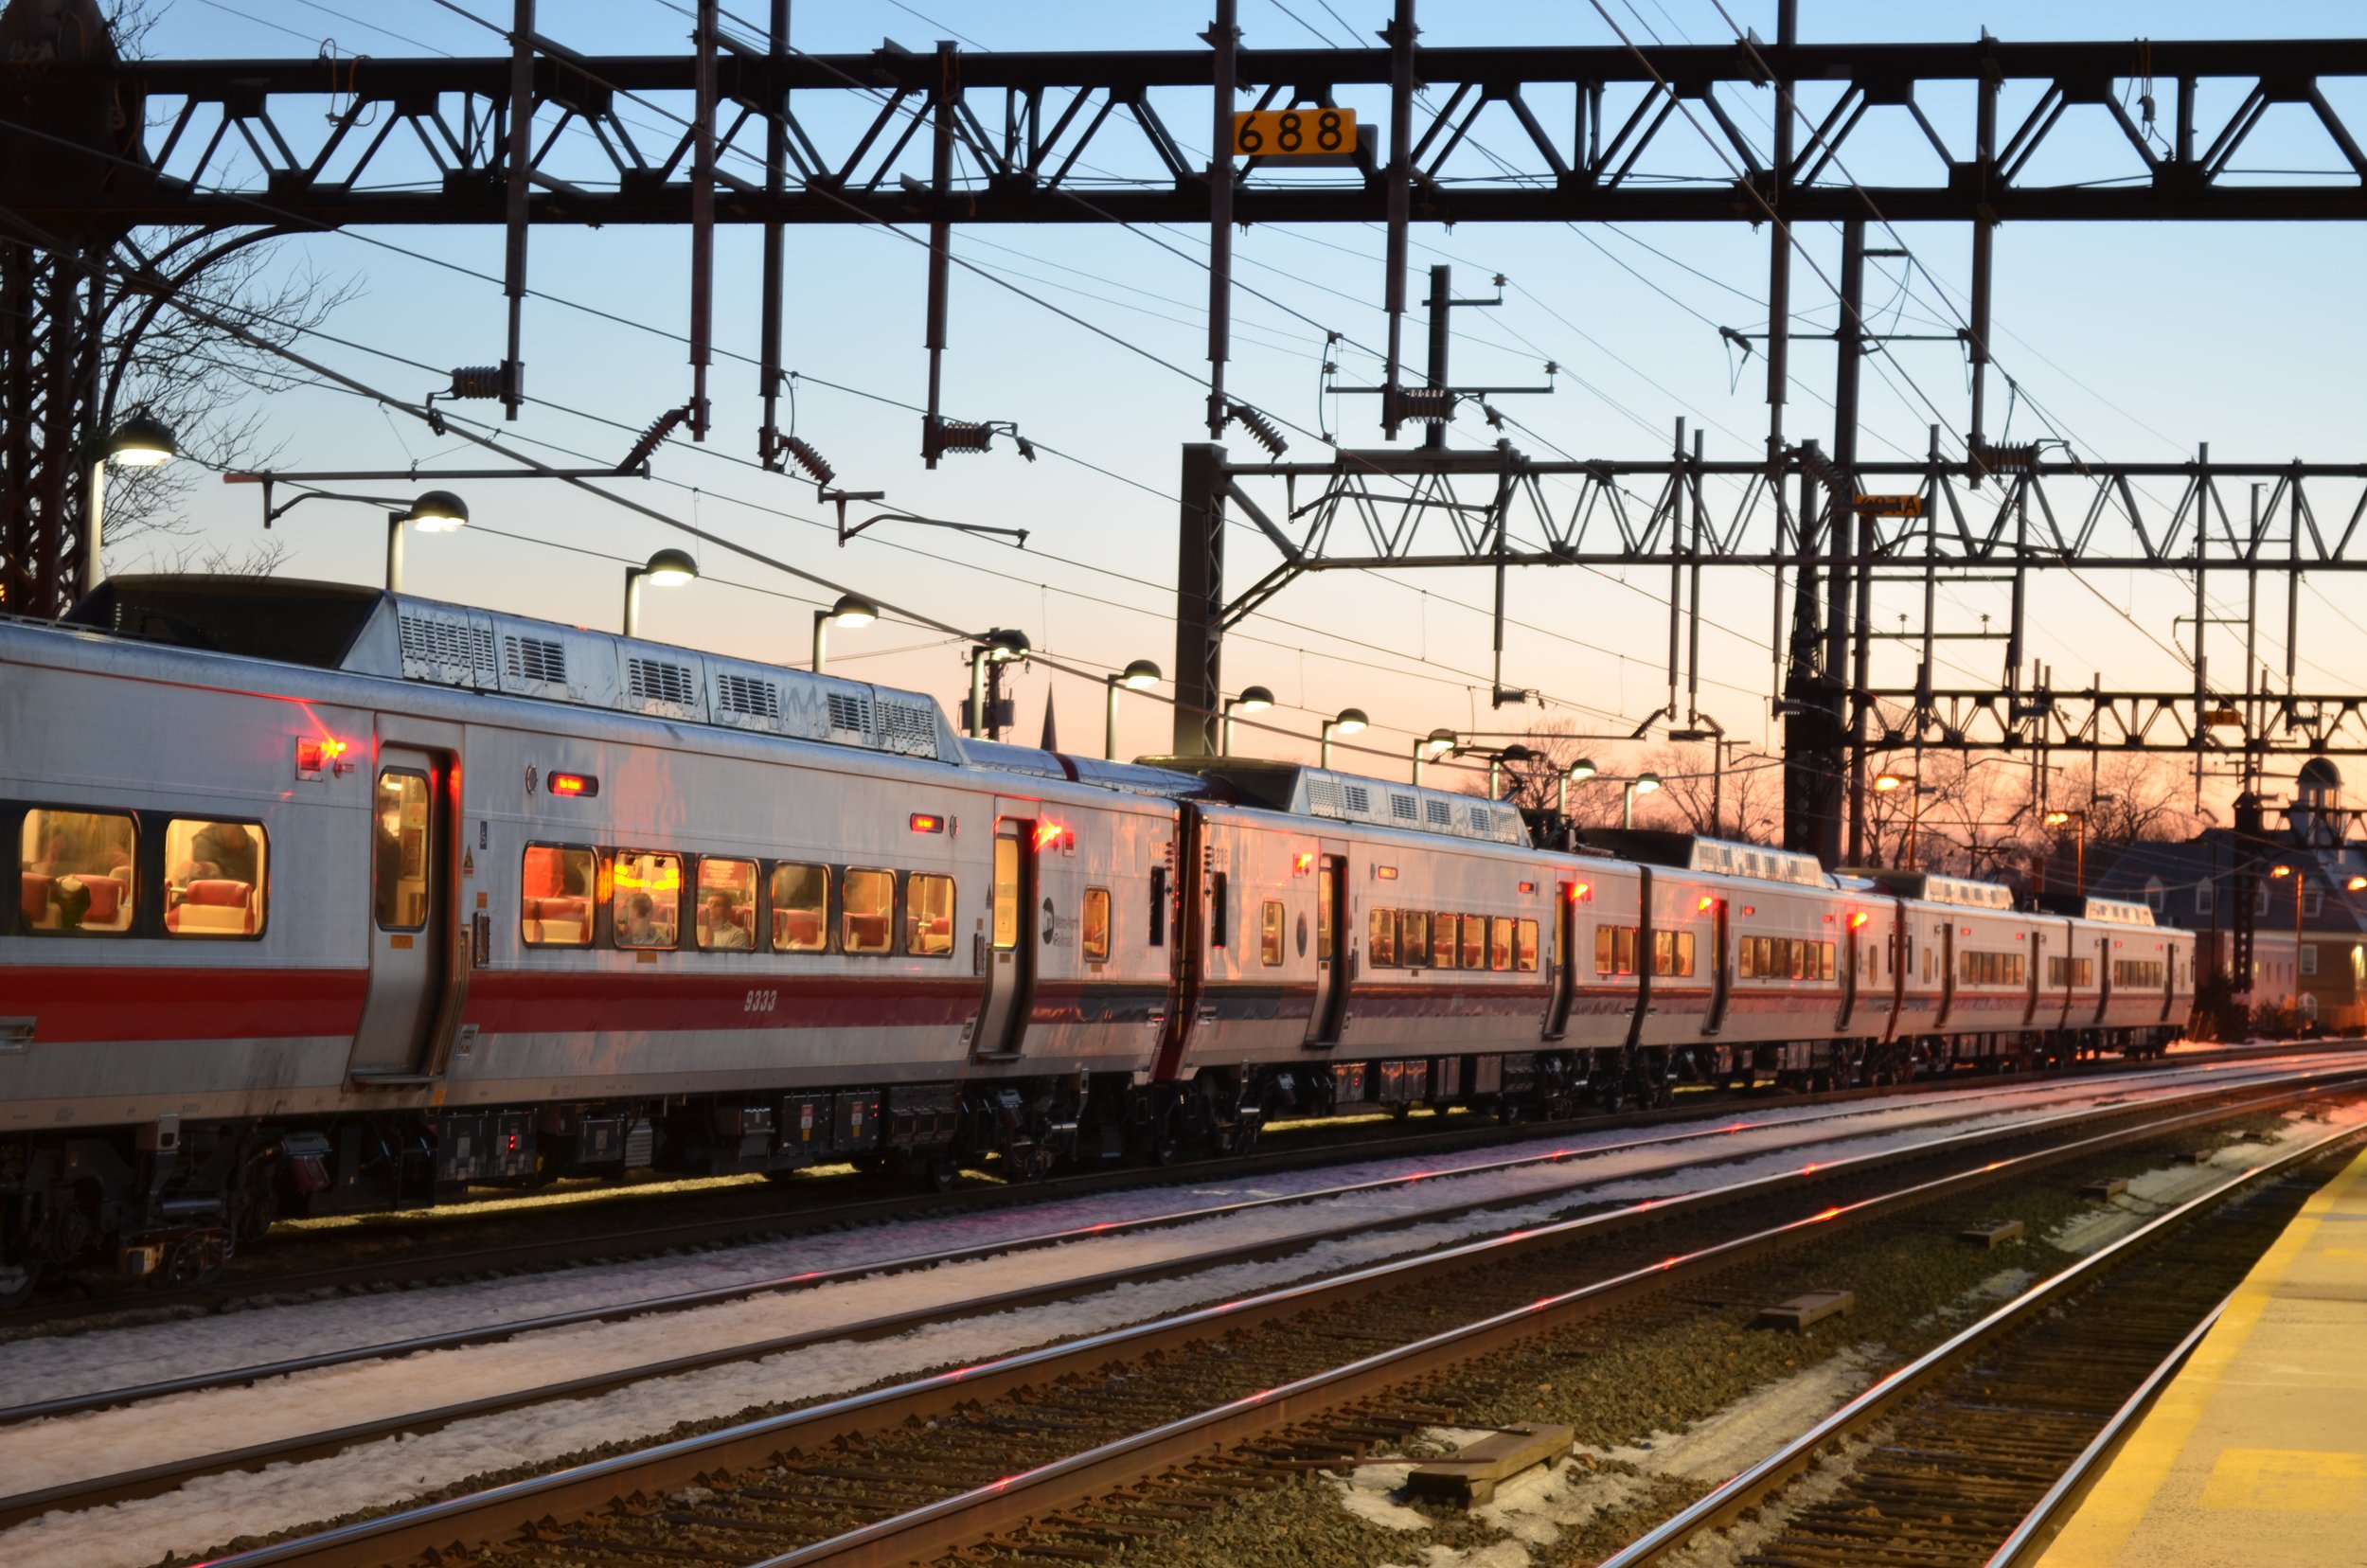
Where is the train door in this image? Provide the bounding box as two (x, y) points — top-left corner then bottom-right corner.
(970, 815), (1039, 1059)
(1305, 849), (1349, 1045)
(1705, 897), (1731, 1035)
(1836, 915), (1859, 1033)
(1936, 919), (1957, 1028)
(1543, 879), (1580, 1040)
(348, 747), (454, 1083)
(2096, 933), (2114, 1024)
(2024, 930), (2043, 1027)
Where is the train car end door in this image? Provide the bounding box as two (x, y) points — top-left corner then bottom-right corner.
(1543, 878), (1580, 1040)
(348, 746), (455, 1083)
(970, 814), (1039, 1059)
(1304, 848), (1348, 1046)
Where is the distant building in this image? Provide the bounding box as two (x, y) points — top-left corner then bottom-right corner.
(2087, 758), (2367, 1031)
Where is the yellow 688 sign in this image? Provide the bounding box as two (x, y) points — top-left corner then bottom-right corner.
(1231, 107), (1359, 158)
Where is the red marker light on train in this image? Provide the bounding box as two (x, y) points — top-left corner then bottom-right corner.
(1519, 881), (1536, 895)
(1376, 865), (1399, 880)
(910, 813), (946, 834)
(549, 772), (596, 797)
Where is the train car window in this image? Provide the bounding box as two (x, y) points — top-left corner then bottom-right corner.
(1149, 864), (1168, 948)
(1489, 916), (1513, 971)
(1922, 945), (1932, 982)
(993, 835), (1023, 952)
(1462, 915), (1488, 971)
(372, 772), (432, 933)
(694, 857), (758, 951)
(16, 807), (137, 935)
(1435, 913), (1460, 970)
(165, 817), (269, 938)
(610, 851), (681, 949)
(908, 873), (957, 957)
(1738, 935), (1755, 978)
(1399, 909), (1431, 967)
(1650, 930), (1696, 977)
(1593, 922), (1612, 976)
(1368, 906), (1397, 968)
(1260, 900), (1285, 966)
(1517, 918), (1539, 972)
(1211, 871), (1230, 949)
(1079, 885), (1111, 963)
(1312, 867), (1329, 957)
(768, 862), (828, 952)
(842, 867), (895, 954)
(522, 845), (596, 947)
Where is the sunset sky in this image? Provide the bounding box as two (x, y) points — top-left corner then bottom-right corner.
(116, 0), (2367, 814)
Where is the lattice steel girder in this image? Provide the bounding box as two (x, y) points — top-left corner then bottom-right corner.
(12, 36), (2367, 229)
(1213, 452), (2367, 583)
(1871, 686), (2367, 757)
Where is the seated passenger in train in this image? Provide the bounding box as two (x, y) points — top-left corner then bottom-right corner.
(618, 891), (661, 947)
(173, 820), (258, 886)
(705, 892), (753, 949)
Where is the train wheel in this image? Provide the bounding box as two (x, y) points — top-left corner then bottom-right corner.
(0, 1259), (38, 1310)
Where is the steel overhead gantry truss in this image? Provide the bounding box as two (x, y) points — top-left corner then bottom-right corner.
(7, 1), (2367, 851)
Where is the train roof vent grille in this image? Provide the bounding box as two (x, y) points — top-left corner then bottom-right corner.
(627, 656), (698, 708)
(1468, 804), (1492, 830)
(875, 695), (941, 757)
(1343, 784), (1372, 813)
(1305, 777), (1344, 813)
(503, 633), (566, 686)
(1427, 798), (1454, 827)
(826, 690), (872, 736)
(714, 670), (782, 722)
(398, 612), (494, 685)
(1390, 793), (1418, 821)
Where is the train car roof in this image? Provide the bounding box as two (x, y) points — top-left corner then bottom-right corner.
(1581, 829), (1834, 888)
(1133, 758), (1532, 846)
(963, 740), (1212, 799)
(2033, 892), (2158, 925)
(68, 574), (970, 766)
(1839, 865), (2020, 910)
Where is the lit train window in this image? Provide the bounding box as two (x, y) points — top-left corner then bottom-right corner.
(611, 851), (680, 950)
(373, 772), (432, 933)
(1461, 915), (1486, 971)
(1516, 918), (1539, 972)
(165, 818), (268, 939)
(1399, 909), (1431, 968)
(1260, 900), (1285, 966)
(522, 845), (596, 947)
(1368, 906), (1397, 968)
(1433, 913), (1459, 970)
(843, 867), (895, 955)
(1649, 930), (1695, 977)
(909, 873), (957, 957)
(1312, 867), (1330, 957)
(1489, 917), (1513, 972)
(1596, 925), (1640, 977)
(16, 807), (136, 935)
(993, 833), (1022, 952)
(1079, 884), (1110, 962)
(769, 862), (828, 952)
(695, 857), (757, 952)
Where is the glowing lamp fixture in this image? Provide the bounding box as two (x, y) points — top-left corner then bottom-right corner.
(1319, 706), (1369, 769)
(106, 411), (179, 467)
(622, 547), (699, 637)
(1632, 771), (1663, 795)
(812, 592), (880, 673)
(1414, 727), (1458, 786)
(1569, 757), (1599, 782)
(1220, 685), (1276, 756)
(403, 490), (471, 533)
(1874, 772), (1905, 793)
(1102, 658), (1164, 760)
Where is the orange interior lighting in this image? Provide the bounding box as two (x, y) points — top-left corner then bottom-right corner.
(549, 772), (596, 797)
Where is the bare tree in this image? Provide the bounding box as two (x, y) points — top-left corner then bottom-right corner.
(1641, 740), (1780, 842)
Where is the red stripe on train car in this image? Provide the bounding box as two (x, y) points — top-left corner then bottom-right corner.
(5, 967), (369, 1042)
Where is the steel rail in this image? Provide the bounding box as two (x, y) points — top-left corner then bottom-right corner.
(23, 1040), (2306, 1330)
(1592, 1119), (2367, 1567)
(10, 1053), (2274, 1429)
(182, 1065), (2366, 1568)
(1981, 1293), (2234, 1568)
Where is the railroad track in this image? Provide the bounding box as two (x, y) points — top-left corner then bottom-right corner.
(1592, 1114), (2364, 1568)
(157, 1057), (2363, 1568)
(12, 1041), (2334, 1333)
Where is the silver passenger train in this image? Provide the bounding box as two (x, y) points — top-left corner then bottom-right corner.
(0, 577), (2196, 1296)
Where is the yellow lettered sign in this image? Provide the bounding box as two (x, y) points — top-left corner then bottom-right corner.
(1232, 108), (1359, 157)
(1853, 493), (1925, 518)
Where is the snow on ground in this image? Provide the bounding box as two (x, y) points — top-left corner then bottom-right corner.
(1, 1055), (2354, 1568)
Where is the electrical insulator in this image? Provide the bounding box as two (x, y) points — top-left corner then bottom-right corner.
(926, 418), (995, 457)
(1229, 402), (1288, 456)
(1393, 385), (1456, 424)
(447, 365), (507, 400)
(782, 436), (835, 486)
(1969, 439), (2040, 473)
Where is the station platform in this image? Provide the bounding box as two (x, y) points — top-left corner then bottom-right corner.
(2036, 1144), (2367, 1567)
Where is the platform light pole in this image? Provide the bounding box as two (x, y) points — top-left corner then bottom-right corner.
(810, 592), (877, 673)
(1874, 770), (1938, 871)
(623, 546), (698, 636)
(1559, 756), (1598, 816)
(1413, 728), (1456, 786)
(2042, 809), (2091, 898)
(1220, 685), (1273, 756)
(1319, 707), (1368, 769)
(1622, 770), (1662, 829)
(259, 487), (470, 593)
(1104, 658), (1161, 759)
(82, 411), (178, 600)
(1485, 744), (1536, 800)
